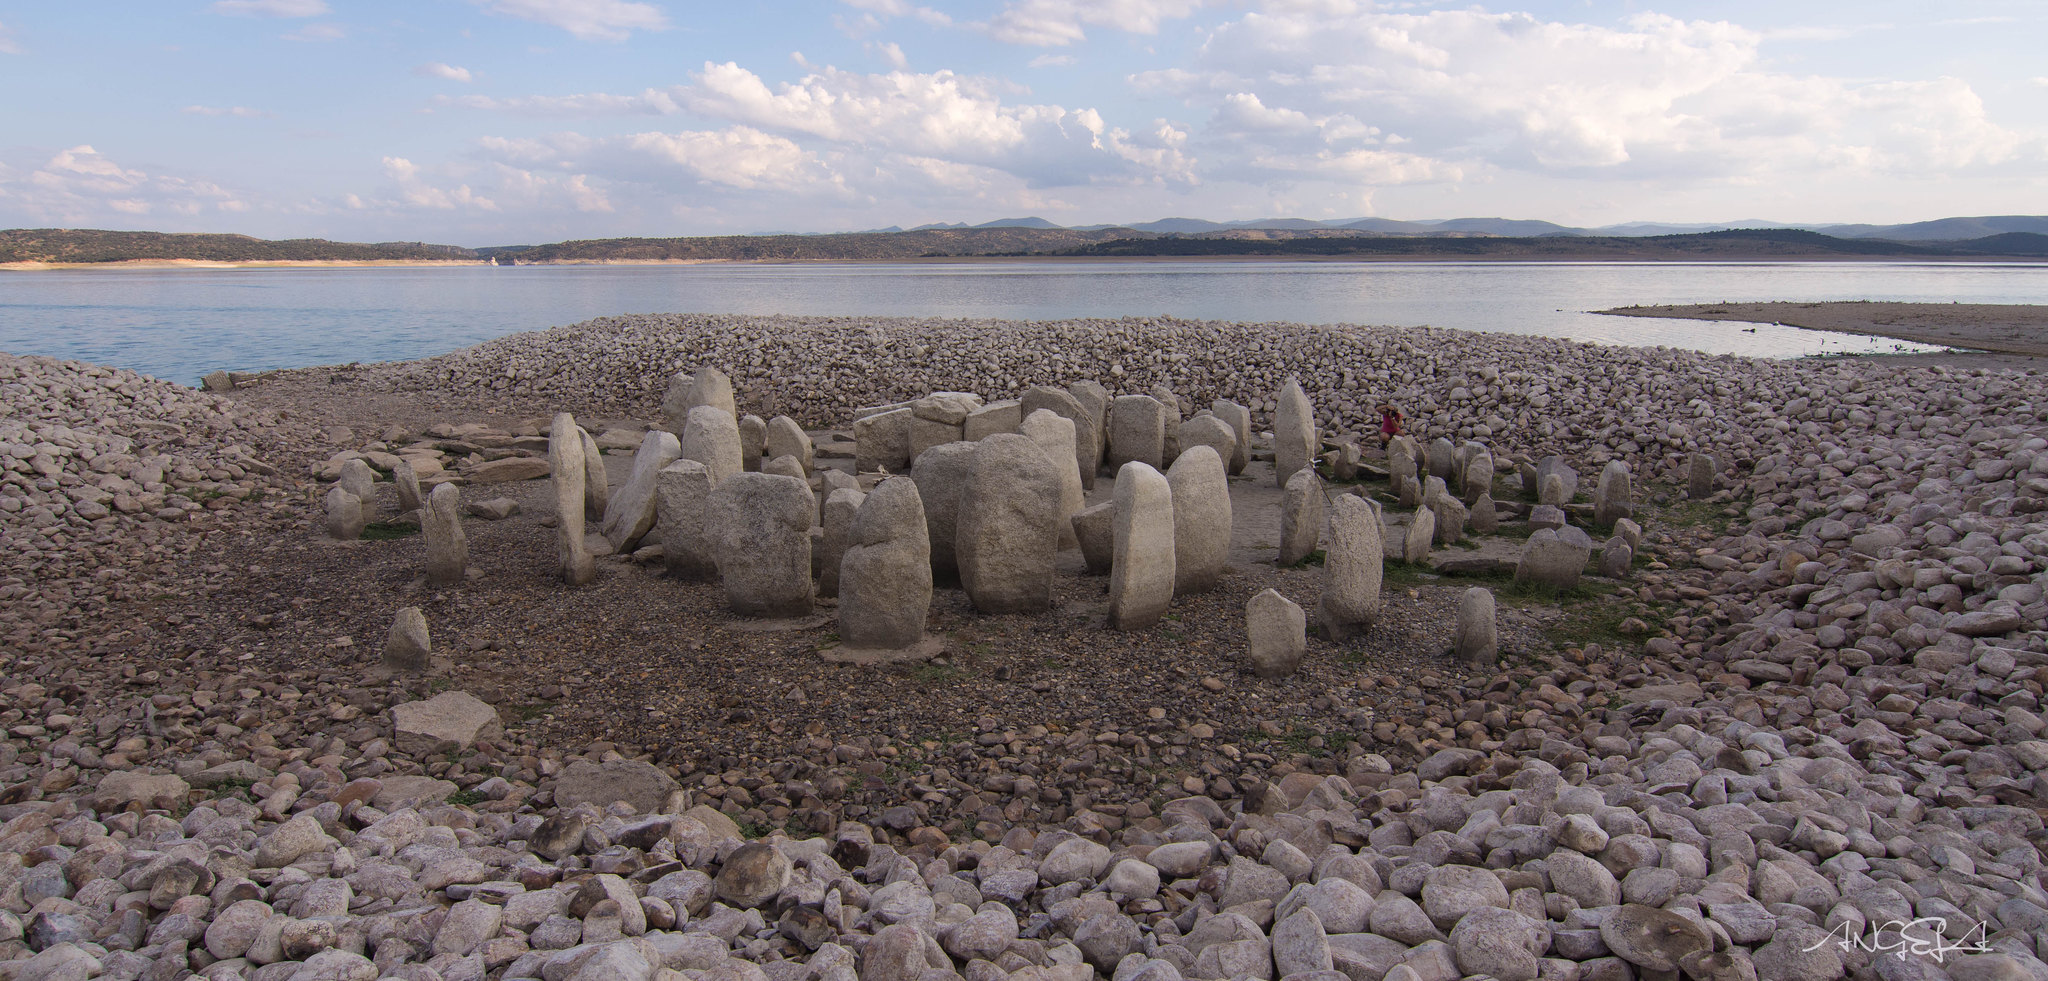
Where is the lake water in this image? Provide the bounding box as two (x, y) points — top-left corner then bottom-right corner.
(5, 260), (2046, 386)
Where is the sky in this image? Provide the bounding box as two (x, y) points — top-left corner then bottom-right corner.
(1, 0), (2044, 245)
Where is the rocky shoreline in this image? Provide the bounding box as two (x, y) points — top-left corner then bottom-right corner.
(2, 313), (2046, 981)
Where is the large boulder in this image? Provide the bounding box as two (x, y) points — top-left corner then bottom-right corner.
(390, 691), (502, 756)
(1166, 445), (1230, 595)
(601, 430), (683, 551)
(1319, 495), (1383, 640)
(1273, 377), (1317, 487)
(911, 441), (977, 582)
(839, 477), (932, 649)
(707, 472), (815, 618)
(1247, 589), (1306, 678)
(956, 433), (1061, 614)
(1108, 462), (1175, 630)
(1107, 394), (1166, 472)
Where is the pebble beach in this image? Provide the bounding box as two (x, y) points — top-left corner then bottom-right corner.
(2, 311), (2046, 981)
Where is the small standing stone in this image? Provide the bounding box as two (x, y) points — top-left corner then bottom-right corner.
(956, 433), (1061, 614)
(1273, 377), (1317, 488)
(1279, 468), (1326, 567)
(384, 607), (431, 673)
(1615, 517), (1642, 553)
(911, 442), (977, 582)
(1688, 452), (1717, 499)
(1107, 394), (1166, 471)
(578, 427), (609, 522)
(817, 487), (866, 598)
(1426, 437), (1456, 481)
(1594, 460), (1633, 527)
(1108, 462), (1175, 630)
(1068, 381), (1112, 479)
(853, 407), (913, 474)
(765, 416), (813, 475)
(1211, 399), (1252, 475)
(1021, 386), (1099, 491)
(657, 460), (715, 581)
(1461, 447), (1495, 505)
(1535, 457), (1578, 504)
(601, 430), (683, 551)
(738, 414), (767, 473)
(338, 458), (377, 524)
(1600, 536), (1633, 578)
(1469, 492), (1499, 535)
(423, 483), (467, 586)
(677, 404), (743, 490)
(550, 412), (595, 586)
(1432, 494), (1468, 546)
(393, 460), (423, 513)
(839, 477), (933, 650)
(707, 473), (814, 618)
(325, 485), (364, 540)
(1072, 501), (1115, 575)
(1319, 495), (1383, 641)
(1404, 507), (1435, 564)
(663, 367), (735, 434)
(1151, 384), (1184, 460)
(1453, 588), (1497, 665)
(1388, 437), (1420, 488)
(1021, 409), (1085, 550)
(1516, 527), (1594, 589)
(1246, 589), (1306, 678)
(1167, 445), (1230, 595)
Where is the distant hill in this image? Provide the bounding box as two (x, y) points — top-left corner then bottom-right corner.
(1821, 216), (2048, 241)
(1044, 227), (2047, 260)
(479, 227), (1144, 263)
(0, 229), (476, 263)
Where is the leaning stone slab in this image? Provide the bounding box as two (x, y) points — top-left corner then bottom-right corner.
(707, 473), (815, 618)
(1168, 445), (1230, 595)
(838, 476), (932, 651)
(1108, 461), (1175, 630)
(603, 429), (684, 551)
(1072, 501), (1115, 575)
(765, 416), (813, 475)
(964, 400), (1023, 442)
(578, 427), (609, 521)
(912, 441), (978, 582)
(423, 483), (467, 586)
(956, 433), (1061, 614)
(1021, 409), (1085, 550)
(1279, 468), (1326, 567)
(1247, 589), (1306, 678)
(1211, 399), (1252, 475)
(391, 691), (502, 756)
(384, 606), (431, 673)
(1273, 377), (1317, 488)
(658, 460), (716, 581)
(1021, 386), (1099, 490)
(550, 413), (595, 586)
(1320, 495), (1384, 640)
(817, 487), (866, 598)
(738, 414), (767, 473)
(1107, 394), (1167, 472)
(1454, 588), (1498, 665)
(854, 407), (913, 473)
(1177, 414), (1238, 474)
(325, 486), (364, 540)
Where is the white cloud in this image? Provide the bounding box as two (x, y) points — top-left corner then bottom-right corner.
(282, 23), (345, 41)
(622, 128), (832, 191)
(0, 145), (245, 222)
(838, 0), (952, 28)
(182, 105), (275, 118)
(210, 0), (329, 16)
(1028, 54), (1076, 69)
(474, 0), (668, 42)
(381, 156), (498, 211)
(0, 20), (20, 55)
(987, 0), (1202, 46)
(415, 62), (475, 82)
(868, 41), (907, 69)
(435, 88), (681, 115)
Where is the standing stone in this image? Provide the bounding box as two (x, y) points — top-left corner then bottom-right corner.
(1453, 588), (1497, 665)
(1021, 409), (1085, 550)
(1333, 442), (1361, 481)
(1426, 438), (1456, 481)
(1151, 384), (1183, 460)
(578, 427), (609, 522)
(1516, 527), (1593, 589)
(1538, 472), (1570, 508)
(1107, 395), (1167, 471)
(663, 367), (735, 434)
(707, 473), (814, 617)
(956, 434), (1061, 614)
(1021, 386), (1098, 492)
(1404, 508), (1435, 564)
(1167, 445), (1230, 595)
(1688, 453), (1716, 499)
(1069, 381), (1111, 481)
(818, 468), (858, 521)
(763, 454), (813, 514)
(738, 414), (767, 473)
(1176, 415), (1238, 473)
(1469, 492), (1499, 535)
(658, 460), (715, 581)
(1388, 437), (1419, 489)
(601, 430), (683, 551)
(550, 413), (595, 586)
(964, 400), (1023, 442)
(765, 416), (813, 475)
(338, 458), (377, 524)
(393, 460), (423, 513)
(911, 442), (977, 582)
(1535, 457), (1578, 504)
(1462, 448), (1495, 505)
(817, 488), (866, 598)
(1594, 460), (1633, 527)
(1211, 400), (1252, 475)
(839, 478), (932, 649)
(1600, 536), (1633, 578)
(854, 407), (913, 474)
(1319, 495), (1383, 640)
(1246, 589), (1306, 678)
(911, 393), (981, 459)
(1279, 469), (1326, 567)
(1273, 378), (1317, 488)
(1432, 494), (1468, 546)
(1615, 517), (1642, 553)
(1519, 461), (1540, 499)
(384, 607), (431, 673)
(1108, 462), (1175, 630)
(1396, 473), (1423, 509)
(1072, 502), (1115, 575)
(678, 406), (743, 491)
(424, 483), (467, 586)
(325, 486), (364, 540)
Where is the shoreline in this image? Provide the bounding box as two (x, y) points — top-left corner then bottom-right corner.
(6, 253), (2048, 271)
(1600, 300), (2048, 370)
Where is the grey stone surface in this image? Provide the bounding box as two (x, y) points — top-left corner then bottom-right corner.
(1247, 588), (1306, 678)
(839, 477), (932, 649)
(1108, 461), (1175, 630)
(383, 606), (431, 673)
(738, 413), (766, 472)
(578, 426), (609, 521)
(854, 406), (913, 473)
(1319, 495), (1383, 640)
(1072, 500), (1115, 575)
(662, 366), (735, 435)
(1021, 385), (1099, 491)
(1021, 409), (1085, 550)
(956, 433), (1061, 614)
(765, 415), (813, 474)
(1594, 459), (1633, 527)
(1274, 377), (1317, 487)
(1453, 587), (1497, 665)
(657, 460), (716, 581)
(1166, 444), (1229, 594)
(963, 399), (1023, 441)
(390, 690), (501, 756)
(1211, 399), (1252, 475)
(602, 429), (683, 551)
(817, 487), (866, 598)
(1688, 452), (1717, 499)
(324, 485), (364, 540)
(1516, 526), (1593, 589)
(550, 412), (595, 586)
(1177, 414), (1239, 476)
(423, 483), (467, 586)
(911, 441), (977, 582)
(1280, 468), (1326, 567)
(707, 472), (815, 618)
(1108, 394), (1167, 472)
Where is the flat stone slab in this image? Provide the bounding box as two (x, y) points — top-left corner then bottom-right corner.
(461, 457), (552, 483)
(390, 691), (503, 756)
(820, 635), (948, 665)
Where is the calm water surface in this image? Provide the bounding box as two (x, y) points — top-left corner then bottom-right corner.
(4, 260), (2045, 385)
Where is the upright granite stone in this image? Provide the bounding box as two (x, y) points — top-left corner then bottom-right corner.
(601, 430), (683, 551)
(549, 413), (595, 586)
(1405, 507), (1435, 564)
(1151, 384), (1183, 461)
(338, 458), (378, 524)
(1535, 456), (1578, 505)
(964, 400), (1023, 442)
(1068, 381), (1111, 480)
(707, 473), (814, 617)
(657, 460), (716, 581)
(1176, 414), (1238, 473)
(839, 477), (932, 649)
(1211, 399), (1252, 475)
(911, 442), (977, 582)
(1594, 460), (1633, 527)
(1688, 452), (1717, 499)
(1431, 494), (1468, 546)
(393, 460), (423, 513)
(956, 434), (1061, 614)
(762, 454), (813, 514)
(1426, 438), (1456, 481)
(1388, 437), (1420, 489)
(911, 393), (981, 459)
(1108, 462), (1175, 630)
(1167, 445), (1230, 595)
(1538, 473), (1570, 508)
(765, 416), (813, 475)
(663, 367), (736, 435)
(1273, 378), (1317, 488)
(325, 486), (364, 540)
(1246, 589), (1306, 678)
(818, 468), (858, 520)
(1107, 395), (1167, 472)
(424, 483), (467, 586)
(817, 487), (866, 598)
(1333, 442), (1361, 481)
(854, 407), (913, 473)
(1319, 495), (1383, 640)
(578, 427), (609, 522)
(1615, 517), (1642, 553)
(738, 414), (767, 473)
(1453, 588), (1498, 665)
(1396, 473), (1423, 509)
(1279, 468), (1326, 567)
(679, 406), (744, 490)
(1462, 447), (1495, 505)
(1021, 409), (1085, 550)
(1469, 492), (1499, 535)
(384, 607), (431, 673)
(1516, 527), (1593, 589)
(1072, 501), (1115, 575)
(1021, 386), (1098, 491)
(1600, 536), (1633, 578)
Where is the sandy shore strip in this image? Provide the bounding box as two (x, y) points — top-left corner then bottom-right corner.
(1598, 300), (2048, 357)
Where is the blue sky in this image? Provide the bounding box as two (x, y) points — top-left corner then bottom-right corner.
(2, 1), (2043, 244)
